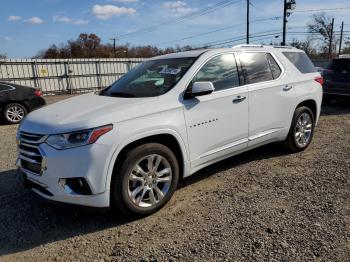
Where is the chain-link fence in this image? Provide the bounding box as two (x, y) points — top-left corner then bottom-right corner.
(0, 58), (146, 95)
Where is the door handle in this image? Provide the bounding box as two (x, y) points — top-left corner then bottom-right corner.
(283, 85), (293, 91)
(232, 95), (246, 103)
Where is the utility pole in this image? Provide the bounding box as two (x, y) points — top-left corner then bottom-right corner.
(282, 0), (287, 46)
(328, 17), (334, 59)
(338, 21), (344, 56)
(246, 0), (249, 44)
(110, 37), (118, 57)
(282, 0), (296, 46)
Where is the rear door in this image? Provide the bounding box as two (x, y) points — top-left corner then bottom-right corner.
(238, 51), (296, 146)
(0, 83), (13, 108)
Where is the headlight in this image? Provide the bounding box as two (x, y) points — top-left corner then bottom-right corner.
(46, 124), (113, 150)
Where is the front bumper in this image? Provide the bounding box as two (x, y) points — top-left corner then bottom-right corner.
(17, 139), (113, 208)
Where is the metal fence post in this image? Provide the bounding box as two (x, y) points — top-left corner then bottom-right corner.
(126, 60), (131, 72)
(64, 61), (72, 94)
(31, 61), (39, 88)
(96, 61), (102, 90)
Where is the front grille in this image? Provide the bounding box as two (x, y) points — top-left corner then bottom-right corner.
(18, 131), (47, 176)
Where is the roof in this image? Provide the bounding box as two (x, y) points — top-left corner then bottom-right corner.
(150, 45), (301, 60)
(150, 50), (208, 60)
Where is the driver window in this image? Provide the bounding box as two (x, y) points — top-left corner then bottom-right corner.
(192, 54), (240, 91)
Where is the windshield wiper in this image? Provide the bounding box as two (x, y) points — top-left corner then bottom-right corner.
(108, 92), (135, 98)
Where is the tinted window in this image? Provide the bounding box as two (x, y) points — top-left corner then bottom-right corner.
(0, 84), (14, 91)
(328, 59), (350, 72)
(282, 52), (316, 73)
(266, 53), (282, 79)
(239, 52), (273, 84)
(192, 54), (239, 91)
(102, 57), (195, 98)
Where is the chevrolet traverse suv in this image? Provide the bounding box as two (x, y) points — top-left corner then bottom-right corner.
(17, 45), (323, 215)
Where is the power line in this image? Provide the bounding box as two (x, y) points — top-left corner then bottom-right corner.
(193, 30), (282, 49)
(117, 0), (243, 40)
(154, 16), (282, 47)
(293, 6), (350, 13)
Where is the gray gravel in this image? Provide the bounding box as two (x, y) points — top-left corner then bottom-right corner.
(0, 96), (349, 261)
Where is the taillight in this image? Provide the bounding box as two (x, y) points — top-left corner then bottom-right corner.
(315, 76), (324, 86)
(34, 89), (42, 97)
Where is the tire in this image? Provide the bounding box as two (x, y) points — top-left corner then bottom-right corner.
(3, 103), (27, 124)
(284, 106), (315, 153)
(110, 143), (179, 216)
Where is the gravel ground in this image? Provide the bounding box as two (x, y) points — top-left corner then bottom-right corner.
(0, 96), (349, 261)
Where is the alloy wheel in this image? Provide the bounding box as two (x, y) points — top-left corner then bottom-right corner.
(6, 105), (25, 122)
(127, 154), (172, 208)
(294, 112), (313, 148)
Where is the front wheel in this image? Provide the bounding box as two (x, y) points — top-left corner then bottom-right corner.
(284, 106), (315, 152)
(3, 103), (27, 124)
(110, 143), (179, 216)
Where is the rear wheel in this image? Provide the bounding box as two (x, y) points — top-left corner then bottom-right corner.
(3, 103), (27, 124)
(284, 106), (315, 152)
(111, 143), (179, 216)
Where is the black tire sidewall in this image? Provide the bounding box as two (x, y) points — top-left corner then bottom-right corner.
(111, 143), (179, 216)
(3, 103), (27, 124)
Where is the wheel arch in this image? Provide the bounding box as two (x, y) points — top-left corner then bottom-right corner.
(295, 99), (318, 122)
(105, 130), (189, 194)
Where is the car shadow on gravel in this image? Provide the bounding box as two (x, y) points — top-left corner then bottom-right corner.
(0, 142), (290, 257)
(0, 169), (135, 256)
(179, 143), (289, 189)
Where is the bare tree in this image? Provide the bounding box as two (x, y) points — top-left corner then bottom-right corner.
(0, 53), (7, 59)
(290, 38), (318, 57)
(307, 12), (337, 56)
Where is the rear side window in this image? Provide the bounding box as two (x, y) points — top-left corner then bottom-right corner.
(328, 59), (350, 72)
(282, 52), (316, 73)
(0, 84), (14, 91)
(192, 54), (239, 91)
(239, 52), (273, 84)
(266, 53), (282, 79)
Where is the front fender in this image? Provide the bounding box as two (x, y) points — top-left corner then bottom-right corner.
(104, 128), (190, 194)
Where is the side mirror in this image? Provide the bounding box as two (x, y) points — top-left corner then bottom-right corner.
(185, 81), (215, 99)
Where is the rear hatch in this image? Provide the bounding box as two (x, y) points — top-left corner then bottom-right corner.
(323, 58), (350, 94)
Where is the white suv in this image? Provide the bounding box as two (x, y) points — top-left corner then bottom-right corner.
(17, 45), (323, 215)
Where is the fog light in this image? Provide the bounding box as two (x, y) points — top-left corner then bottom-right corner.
(58, 178), (92, 195)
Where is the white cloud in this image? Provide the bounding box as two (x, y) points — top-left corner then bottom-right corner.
(53, 15), (89, 25)
(113, 0), (138, 2)
(163, 1), (197, 16)
(25, 17), (44, 24)
(92, 4), (136, 19)
(8, 15), (21, 21)
(4, 36), (13, 41)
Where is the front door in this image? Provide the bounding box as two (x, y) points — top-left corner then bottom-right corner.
(182, 53), (249, 168)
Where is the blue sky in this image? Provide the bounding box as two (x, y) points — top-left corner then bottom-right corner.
(1, 0), (350, 58)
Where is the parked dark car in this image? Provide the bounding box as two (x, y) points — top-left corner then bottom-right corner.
(322, 56), (350, 104)
(0, 82), (45, 124)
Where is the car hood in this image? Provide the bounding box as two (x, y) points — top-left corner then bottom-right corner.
(20, 93), (159, 134)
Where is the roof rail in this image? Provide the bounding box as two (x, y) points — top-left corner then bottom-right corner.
(272, 45), (296, 49)
(232, 44), (296, 49)
(232, 44), (263, 48)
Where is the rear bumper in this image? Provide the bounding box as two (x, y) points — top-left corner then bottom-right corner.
(24, 97), (46, 112)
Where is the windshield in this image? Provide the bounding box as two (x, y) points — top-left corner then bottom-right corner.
(101, 57), (196, 98)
